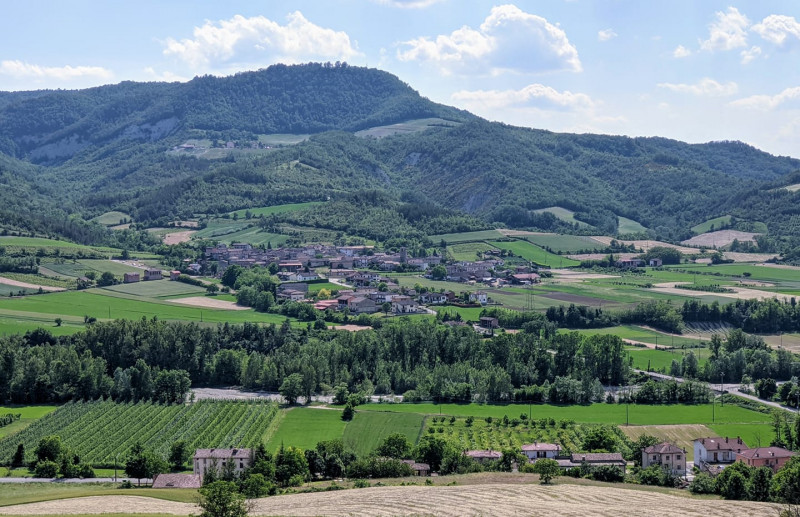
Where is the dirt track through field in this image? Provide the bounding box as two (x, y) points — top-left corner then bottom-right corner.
(0, 484), (779, 516)
(0, 277), (65, 292)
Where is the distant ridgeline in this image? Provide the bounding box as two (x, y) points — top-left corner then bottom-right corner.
(0, 63), (798, 249)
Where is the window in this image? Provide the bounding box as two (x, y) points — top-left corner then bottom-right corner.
(665, 456), (670, 460)
(677, 455), (681, 460)
(653, 455), (657, 461)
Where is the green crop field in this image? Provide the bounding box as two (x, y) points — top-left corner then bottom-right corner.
(448, 242), (498, 262)
(230, 202), (323, 219)
(362, 402), (770, 426)
(0, 309), (87, 337)
(0, 290), (295, 326)
(626, 347), (709, 372)
(0, 236), (115, 252)
(524, 234), (606, 253)
(101, 281), (205, 299)
(708, 423), (775, 450)
(429, 230), (505, 244)
(532, 207), (590, 227)
(343, 411), (424, 457)
(306, 282), (341, 294)
(0, 284), (38, 296)
(265, 407), (347, 452)
(665, 263), (800, 286)
(572, 325), (708, 349)
(41, 259), (144, 278)
(488, 240), (580, 267)
(91, 211), (131, 226)
(691, 215), (732, 234)
(0, 405), (58, 439)
(0, 400), (278, 467)
(433, 306), (485, 322)
(617, 216), (647, 234)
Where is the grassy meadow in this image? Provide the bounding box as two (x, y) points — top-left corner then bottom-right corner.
(488, 239), (581, 267)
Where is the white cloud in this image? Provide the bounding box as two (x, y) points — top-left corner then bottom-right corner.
(163, 12), (361, 69)
(700, 7), (750, 51)
(143, 67), (189, 83)
(598, 29), (617, 42)
(657, 78), (738, 97)
(397, 4), (581, 75)
(372, 0), (445, 7)
(0, 60), (112, 81)
(740, 46), (762, 64)
(673, 45), (691, 58)
(451, 83), (594, 110)
(752, 14), (800, 47)
(730, 86), (800, 110)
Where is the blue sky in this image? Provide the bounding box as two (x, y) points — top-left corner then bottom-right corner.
(2, 1), (800, 157)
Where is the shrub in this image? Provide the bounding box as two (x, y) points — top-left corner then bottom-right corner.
(34, 460), (59, 478)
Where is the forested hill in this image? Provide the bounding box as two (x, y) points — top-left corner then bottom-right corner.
(0, 62), (469, 163)
(0, 62), (799, 245)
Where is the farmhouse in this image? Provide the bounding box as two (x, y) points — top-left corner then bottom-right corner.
(694, 436), (748, 469)
(170, 270), (181, 281)
(193, 448), (252, 479)
(479, 316), (499, 329)
(616, 259), (644, 269)
(464, 450), (502, 463)
(144, 268), (163, 281)
(648, 258), (663, 267)
(152, 473), (202, 489)
(642, 442), (686, 476)
(392, 296), (419, 314)
(277, 289), (305, 302)
(123, 272), (140, 283)
(469, 291), (488, 305)
(521, 442), (561, 461)
(736, 447), (797, 473)
(510, 273), (541, 284)
(348, 296), (378, 314)
(402, 460), (431, 476)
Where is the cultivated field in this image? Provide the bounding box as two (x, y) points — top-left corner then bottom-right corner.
(617, 216), (647, 234)
(681, 230), (761, 248)
(354, 117), (460, 138)
(343, 411), (424, 457)
(101, 281), (205, 299)
(429, 229), (505, 244)
(488, 240), (581, 267)
(0, 400), (278, 467)
(532, 206), (590, 227)
(91, 211), (131, 226)
(265, 407), (346, 452)
(691, 215), (732, 235)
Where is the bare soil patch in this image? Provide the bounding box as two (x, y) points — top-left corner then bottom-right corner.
(0, 495), (196, 515)
(163, 230), (196, 245)
(590, 237), (697, 255)
(168, 297), (248, 310)
(758, 262), (800, 271)
(0, 277), (65, 292)
(332, 324), (373, 332)
(681, 230), (760, 248)
(723, 252), (777, 262)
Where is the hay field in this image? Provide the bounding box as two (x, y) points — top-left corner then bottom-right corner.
(1, 483), (779, 516)
(681, 230), (760, 248)
(619, 424), (715, 460)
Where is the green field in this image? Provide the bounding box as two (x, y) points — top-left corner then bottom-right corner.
(0, 284), (38, 296)
(429, 230), (505, 244)
(229, 202), (323, 219)
(0, 273), (75, 289)
(101, 280), (206, 299)
(0, 400), (278, 467)
(0, 405), (58, 439)
(343, 411), (425, 457)
(691, 215), (732, 234)
(524, 234), (606, 253)
(0, 310), (87, 337)
(265, 407), (347, 452)
(0, 237), (115, 251)
(433, 306), (485, 322)
(258, 133), (311, 146)
(572, 325), (708, 349)
(362, 402), (770, 426)
(355, 117), (460, 138)
(626, 347), (709, 372)
(532, 207), (590, 227)
(91, 211), (131, 226)
(665, 263), (800, 288)
(41, 259), (146, 279)
(488, 240), (581, 267)
(448, 242), (498, 262)
(0, 290), (295, 327)
(617, 216), (647, 234)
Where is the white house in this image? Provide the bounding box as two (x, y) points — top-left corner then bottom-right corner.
(193, 448), (252, 479)
(694, 437), (748, 466)
(642, 442), (686, 476)
(469, 291), (488, 305)
(521, 442), (561, 461)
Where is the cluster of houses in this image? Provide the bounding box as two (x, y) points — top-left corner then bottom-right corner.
(123, 268), (165, 283)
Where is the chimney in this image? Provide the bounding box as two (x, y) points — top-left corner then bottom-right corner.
(737, 437), (742, 444)
(725, 437), (729, 443)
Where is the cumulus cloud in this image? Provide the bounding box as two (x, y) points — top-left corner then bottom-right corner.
(163, 12), (361, 69)
(657, 78), (738, 97)
(143, 67), (189, 83)
(730, 86), (800, 110)
(597, 29), (617, 42)
(740, 46), (762, 64)
(0, 60), (112, 81)
(451, 83), (594, 110)
(397, 4), (581, 75)
(752, 14), (800, 47)
(700, 7), (750, 51)
(372, 0), (445, 7)
(673, 45), (691, 58)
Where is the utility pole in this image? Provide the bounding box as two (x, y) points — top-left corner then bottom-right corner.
(720, 371), (724, 407)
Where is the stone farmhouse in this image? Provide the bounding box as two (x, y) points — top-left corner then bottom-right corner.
(642, 442), (687, 476)
(193, 448), (253, 479)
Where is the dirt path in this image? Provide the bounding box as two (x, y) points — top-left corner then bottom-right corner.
(0, 277), (65, 292)
(168, 296), (248, 310)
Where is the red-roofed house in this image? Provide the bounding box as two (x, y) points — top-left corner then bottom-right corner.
(736, 447), (797, 473)
(694, 436), (748, 466)
(464, 450), (502, 463)
(642, 442), (686, 476)
(521, 442), (561, 461)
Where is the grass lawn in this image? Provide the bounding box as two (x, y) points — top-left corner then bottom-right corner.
(488, 240), (580, 268)
(91, 211), (131, 226)
(0, 237), (116, 253)
(448, 242), (498, 262)
(708, 423), (776, 449)
(0, 284), (38, 296)
(691, 215), (732, 235)
(362, 402), (770, 426)
(433, 306), (484, 322)
(306, 282), (341, 294)
(101, 281), (206, 299)
(625, 347), (709, 372)
(0, 405), (59, 439)
(343, 411), (425, 457)
(524, 234), (607, 253)
(572, 325), (708, 349)
(265, 407), (347, 452)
